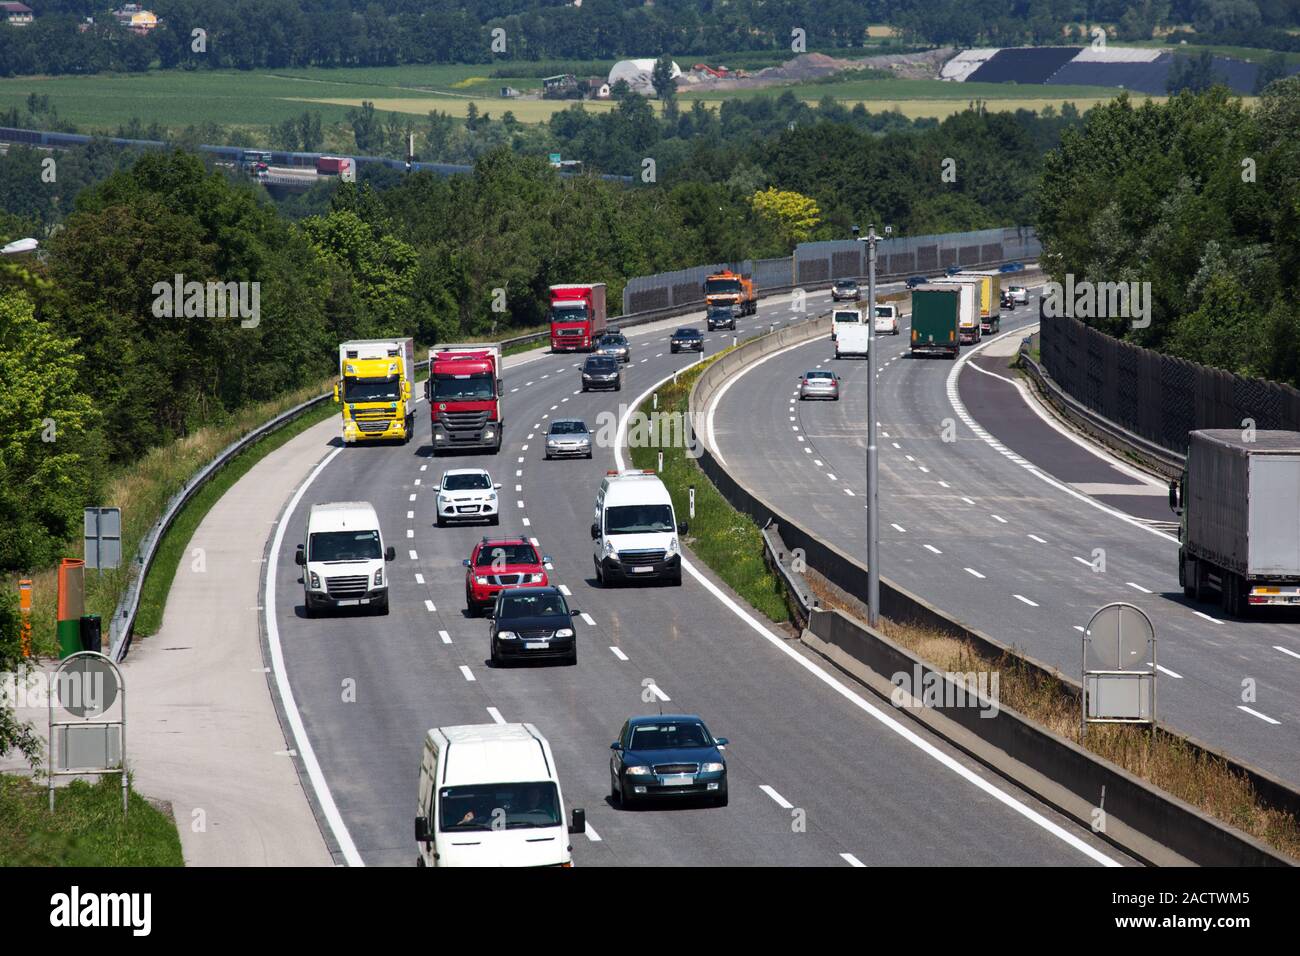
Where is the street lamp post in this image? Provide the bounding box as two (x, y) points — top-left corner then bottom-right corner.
(861, 225), (880, 626)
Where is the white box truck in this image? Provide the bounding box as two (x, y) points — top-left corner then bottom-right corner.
(415, 723), (585, 867)
(1171, 429), (1300, 615)
(934, 277), (981, 344)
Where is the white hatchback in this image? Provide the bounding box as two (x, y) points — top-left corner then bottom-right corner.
(436, 468), (501, 527)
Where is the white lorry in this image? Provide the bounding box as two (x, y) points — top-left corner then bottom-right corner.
(934, 277), (981, 344)
(831, 308), (871, 359)
(296, 501), (396, 616)
(415, 723), (585, 867)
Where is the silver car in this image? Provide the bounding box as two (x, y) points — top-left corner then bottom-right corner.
(596, 333), (630, 363)
(799, 370), (840, 400)
(545, 418), (593, 459)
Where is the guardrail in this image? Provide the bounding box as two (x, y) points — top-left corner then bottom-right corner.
(687, 310), (1300, 865)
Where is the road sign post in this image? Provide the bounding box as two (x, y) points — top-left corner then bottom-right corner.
(83, 507), (122, 572)
(1081, 602), (1157, 740)
(48, 651), (128, 815)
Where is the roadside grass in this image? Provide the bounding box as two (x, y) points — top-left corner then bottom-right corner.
(131, 398), (338, 636)
(805, 573), (1300, 860)
(628, 351), (788, 623)
(0, 773), (183, 866)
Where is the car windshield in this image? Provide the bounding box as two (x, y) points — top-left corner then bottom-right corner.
(835, 281), (856, 289)
(498, 591), (568, 618)
(443, 473), (491, 491)
(475, 544), (538, 567)
(605, 503), (674, 534)
(674, 328), (699, 337)
(551, 305), (588, 324)
(343, 377), (400, 402)
(599, 336), (625, 346)
(309, 529), (381, 562)
(706, 278), (740, 294)
(549, 421), (588, 435)
(585, 358), (616, 371)
(629, 722), (711, 750)
(439, 782), (561, 832)
(433, 375), (493, 400)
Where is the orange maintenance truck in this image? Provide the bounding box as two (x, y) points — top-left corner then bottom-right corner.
(703, 270), (757, 316)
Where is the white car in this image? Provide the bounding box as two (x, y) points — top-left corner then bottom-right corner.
(1008, 286), (1029, 305)
(873, 304), (900, 335)
(436, 468), (501, 527)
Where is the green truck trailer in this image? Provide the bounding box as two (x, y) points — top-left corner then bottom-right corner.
(910, 285), (961, 359)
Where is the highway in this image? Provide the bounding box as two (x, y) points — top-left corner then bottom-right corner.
(708, 287), (1300, 790)
(264, 290), (1129, 867)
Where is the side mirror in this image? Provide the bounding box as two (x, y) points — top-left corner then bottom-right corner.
(494, 483), (502, 490)
(715, 737), (729, 748)
(423, 379), (430, 401)
(590, 522), (600, 540)
(385, 546), (396, 562)
(332, 383), (340, 403)
(294, 548), (305, 566)
(569, 808), (586, 835)
(414, 816), (430, 843)
(462, 559), (470, 568)
(484, 606), (495, 619)
(1168, 479), (1181, 514)
(402, 381), (411, 400)
(610, 741), (622, 751)
(677, 522), (688, 534)
(542, 555), (553, 564)
(570, 608), (581, 616)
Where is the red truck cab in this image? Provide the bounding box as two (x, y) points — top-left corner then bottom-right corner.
(549, 283), (608, 352)
(427, 344), (503, 454)
(463, 537), (550, 615)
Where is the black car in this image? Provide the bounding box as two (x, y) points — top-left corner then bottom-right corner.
(905, 275), (929, 289)
(831, 279), (860, 301)
(670, 327), (704, 353)
(1000, 290), (1015, 310)
(706, 305), (737, 331)
(610, 714), (728, 808)
(595, 332), (630, 363)
(581, 355), (622, 391)
(488, 586), (580, 666)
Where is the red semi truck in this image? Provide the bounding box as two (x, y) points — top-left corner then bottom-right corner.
(549, 283), (607, 352)
(316, 156), (354, 177)
(425, 344), (503, 455)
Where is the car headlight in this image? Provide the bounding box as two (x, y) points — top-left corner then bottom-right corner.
(578, 436), (590, 445)
(666, 537), (679, 555)
(309, 571), (320, 589)
(603, 540), (615, 557)
(528, 573), (544, 583)
(700, 762), (724, 773)
(625, 765), (651, 776)
(547, 438), (559, 446)
(475, 576), (489, 585)
(497, 630), (518, 641)
(555, 627), (574, 638)
(487, 492), (497, 501)
(373, 568), (383, 586)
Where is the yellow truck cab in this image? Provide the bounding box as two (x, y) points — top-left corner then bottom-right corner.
(336, 338), (416, 443)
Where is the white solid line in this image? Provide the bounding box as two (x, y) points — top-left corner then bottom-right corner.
(263, 447), (363, 866)
(414, 573), (425, 584)
(609, 646), (629, 661)
(1013, 594), (1039, 607)
(840, 853), (867, 867)
(1027, 534), (1047, 543)
(438, 630), (452, 644)
(580, 612), (596, 626)
(759, 784), (794, 809)
(964, 568), (986, 579)
(1275, 645), (1300, 661)
(486, 707), (505, 725)
(923, 544), (942, 554)
(1194, 611), (1222, 624)
(557, 584), (572, 595)
(424, 599), (435, 612)
(1127, 582), (1152, 594)
(1238, 706), (1280, 725)
(611, 370), (1119, 867)
(459, 665), (475, 682)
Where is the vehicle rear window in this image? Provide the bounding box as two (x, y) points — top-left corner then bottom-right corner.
(805, 371), (833, 379)
(475, 544), (538, 567)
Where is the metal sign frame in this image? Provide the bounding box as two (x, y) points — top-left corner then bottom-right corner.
(1081, 602), (1157, 738)
(48, 651), (128, 814)
(83, 506), (122, 571)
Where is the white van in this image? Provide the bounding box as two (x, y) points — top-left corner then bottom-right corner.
(831, 308), (870, 359)
(591, 469), (687, 586)
(415, 723), (585, 867)
(295, 501), (396, 616)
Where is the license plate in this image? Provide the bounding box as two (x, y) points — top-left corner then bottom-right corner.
(525, 641), (549, 650)
(661, 774), (693, 787)
(630, 566), (653, 573)
(336, 599), (359, 606)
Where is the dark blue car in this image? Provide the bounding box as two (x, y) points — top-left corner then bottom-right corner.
(905, 275), (928, 289)
(610, 714), (729, 808)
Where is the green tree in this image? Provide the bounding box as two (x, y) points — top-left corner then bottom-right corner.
(651, 54), (677, 102)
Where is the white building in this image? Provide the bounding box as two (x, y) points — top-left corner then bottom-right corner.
(608, 58), (681, 95)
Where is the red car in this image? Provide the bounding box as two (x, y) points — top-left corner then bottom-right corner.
(463, 537), (551, 615)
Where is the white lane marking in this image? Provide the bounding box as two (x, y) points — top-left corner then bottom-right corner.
(1127, 582), (1152, 594)
(486, 707), (505, 724)
(409, 493), (417, 501)
(522, 517), (531, 527)
(557, 584), (572, 595)
(1153, 664), (1182, 679)
(991, 514), (1007, 524)
(419, 465), (427, 472)
(964, 568), (986, 579)
(1238, 706), (1280, 725)
(826, 472), (837, 480)
(1073, 625), (1085, 632)
(584, 822), (603, 842)
(414, 478), (421, 486)
(1194, 611), (1222, 624)
(892, 442), (901, 449)
(263, 446), (364, 866)
(960, 496), (975, 505)
(580, 612), (596, 626)
(1275, 645), (1300, 661)
(813, 459), (824, 467)
(1073, 556), (1093, 567)
(923, 544), (942, 554)
(609, 646), (629, 661)
(840, 852), (867, 867)
(1027, 534), (1047, 543)
(612, 369), (1119, 867)
(438, 630), (452, 644)
(424, 599), (435, 612)
(521, 444), (529, 451)
(527, 433), (535, 439)
(515, 484), (522, 492)
(938, 480), (950, 488)
(414, 573), (425, 584)
(1013, 594), (1039, 607)
(845, 488), (856, 496)
(919, 466), (930, 473)
(759, 785), (793, 809)
(407, 510), (414, 519)
(890, 523), (907, 533)
(517, 456), (525, 463)
(645, 682), (671, 702)
(459, 665), (476, 682)
(905, 454), (915, 462)
(407, 529), (414, 538)
(516, 470), (522, 477)
(408, 549), (418, 560)
(517, 500), (525, 509)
